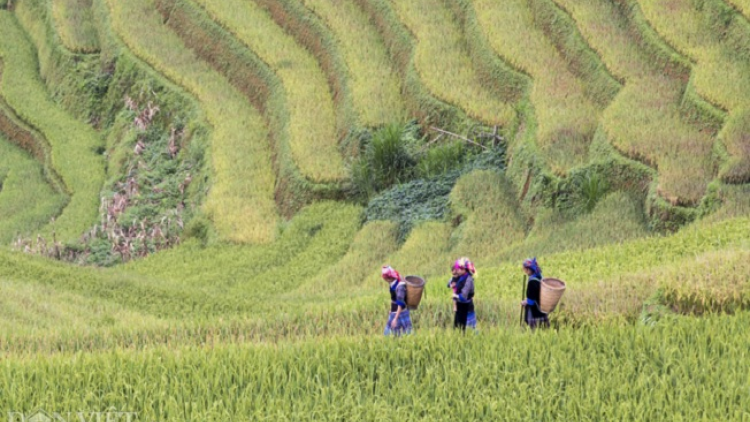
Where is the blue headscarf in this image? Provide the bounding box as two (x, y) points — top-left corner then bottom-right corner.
(523, 257), (542, 280)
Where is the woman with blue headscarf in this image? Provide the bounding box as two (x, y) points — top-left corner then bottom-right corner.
(521, 257), (549, 329)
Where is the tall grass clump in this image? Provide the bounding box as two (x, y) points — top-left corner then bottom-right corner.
(577, 170), (610, 212)
(192, 0), (347, 183)
(350, 122), (418, 198)
(388, 0), (516, 127)
(105, 0), (279, 243)
(0, 11), (105, 242)
(416, 142), (466, 178)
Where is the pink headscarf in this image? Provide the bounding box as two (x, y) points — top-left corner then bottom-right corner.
(381, 265), (402, 281)
(453, 257), (477, 275)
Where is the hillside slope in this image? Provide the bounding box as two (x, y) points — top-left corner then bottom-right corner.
(1, 0), (750, 419)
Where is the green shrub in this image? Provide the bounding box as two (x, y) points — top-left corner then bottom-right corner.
(368, 122), (417, 187)
(349, 122), (420, 198)
(417, 142), (465, 178)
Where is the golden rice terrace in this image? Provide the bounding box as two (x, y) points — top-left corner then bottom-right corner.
(0, 0), (749, 420)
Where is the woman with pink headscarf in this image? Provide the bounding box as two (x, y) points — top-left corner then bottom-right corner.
(381, 265), (412, 336)
(448, 257), (476, 330)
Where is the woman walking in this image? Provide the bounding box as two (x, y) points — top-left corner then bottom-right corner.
(448, 257), (476, 331)
(382, 265), (412, 336)
(521, 257), (550, 329)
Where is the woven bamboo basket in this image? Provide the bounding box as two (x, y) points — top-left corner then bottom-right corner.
(404, 275), (426, 310)
(539, 278), (566, 314)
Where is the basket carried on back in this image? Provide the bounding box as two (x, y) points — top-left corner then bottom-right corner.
(404, 275), (426, 310)
(539, 278), (566, 314)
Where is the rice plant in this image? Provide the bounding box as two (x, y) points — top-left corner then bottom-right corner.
(637, 0), (750, 183)
(2, 315), (750, 421)
(0, 1), (749, 418)
(727, 0), (750, 17)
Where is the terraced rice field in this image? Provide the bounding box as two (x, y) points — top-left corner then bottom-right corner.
(473, 0), (601, 172)
(0, 135), (66, 243)
(302, 0), (405, 126)
(389, 0), (516, 127)
(50, 0), (100, 53)
(0, 11), (104, 242)
(0, 0), (749, 419)
(552, 0), (718, 205)
(638, 0), (750, 184)
(106, 0), (279, 243)
(193, 0), (347, 183)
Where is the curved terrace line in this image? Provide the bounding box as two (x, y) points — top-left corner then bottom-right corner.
(104, 0), (279, 243)
(191, 0), (347, 183)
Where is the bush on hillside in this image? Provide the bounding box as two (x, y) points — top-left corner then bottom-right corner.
(349, 121), (419, 198)
(366, 147), (506, 240)
(350, 121), (502, 202)
(416, 142), (466, 178)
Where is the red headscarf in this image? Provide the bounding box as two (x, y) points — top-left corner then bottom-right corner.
(381, 265), (402, 281)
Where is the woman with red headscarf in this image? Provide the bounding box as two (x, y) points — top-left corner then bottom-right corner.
(448, 257), (476, 331)
(382, 265), (412, 336)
